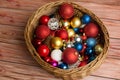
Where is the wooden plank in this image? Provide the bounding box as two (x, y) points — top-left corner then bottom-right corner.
(0, 0), (119, 11)
(0, 60), (118, 80)
(0, 2), (120, 27)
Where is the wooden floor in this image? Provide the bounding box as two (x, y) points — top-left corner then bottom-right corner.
(0, 0), (120, 80)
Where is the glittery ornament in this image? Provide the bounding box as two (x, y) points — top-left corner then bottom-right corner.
(51, 49), (62, 61)
(71, 17), (81, 28)
(48, 18), (59, 30)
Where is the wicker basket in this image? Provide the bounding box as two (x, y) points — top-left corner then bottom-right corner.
(24, 1), (109, 80)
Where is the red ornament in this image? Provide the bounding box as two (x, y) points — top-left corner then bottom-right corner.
(36, 25), (50, 39)
(84, 23), (99, 37)
(81, 35), (87, 41)
(37, 44), (50, 57)
(62, 48), (79, 64)
(39, 15), (50, 25)
(80, 44), (87, 54)
(44, 57), (52, 63)
(78, 61), (87, 67)
(59, 3), (74, 19)
(55, 29), (68, 40)
(50, 30), (56, 36)
(32, 38), (41, 47)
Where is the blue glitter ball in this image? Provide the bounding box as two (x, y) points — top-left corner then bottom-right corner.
(73, 28), (79, 33)
(86, 38), (97, 47)
(58, 63), (68, 69)
(74, 43), (83, 51)
(86, 47), (94, 55)
(81, 14), (91, 24)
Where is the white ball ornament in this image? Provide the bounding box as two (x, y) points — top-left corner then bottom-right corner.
(48, 18), (59, 30)
(74, 35), (82, 43)
(51, 49), (62, 62)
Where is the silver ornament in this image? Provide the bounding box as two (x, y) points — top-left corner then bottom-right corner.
(68, 60), (81, 69)
(74, 35), (82, 43)
(48, 18), (59, 30)
(66, 42), (74, 48)
(80, 24), (86, 28)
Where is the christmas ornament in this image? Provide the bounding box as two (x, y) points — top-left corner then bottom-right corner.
(50, 60), (58, 67)
(78, 61), (87, 67)
(95, 44), (103, 54)
(71, 17), (81, 28)
(86, 38), (97, 47)
(89, 55), (96, 62)
(86, 47), (94, 55)
(60, 19), (70, 29)
(81, 14), (91, 24)
(48, 18), (59, 30)
(37, 44), (50, 57)
(73, 28), (79, 34)
(74, 43), (83, 51)
(51, 49), (62, 61)
(55, 29), (68, 40)
(36, 25), (50, 39)
(69, 60), (81, 69)
(80, 44), (87, 54)
(84, 23), (99, 37)
(80, 24), (86, 28)
(67, 29), (75, 38)
(58, 63), (68, 69)
(62, 48), (79, 64)
(59, 3), (74, 19)
(39, 15), (50, 25)
(32, 38), (41, 47)
(74, 35), (82, 43)
(50, 30), (56, 36)
(44, 57), (52, 63)
(66, 41), (74, 48)
(81, 33), (87, 41)
(51, 37), (63, 49)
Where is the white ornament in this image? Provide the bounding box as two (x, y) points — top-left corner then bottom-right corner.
(51, 49), (62, 61)
(74, 35), (82, 43)
(48, 18), (59, 30)
(80, 24), (86, 28)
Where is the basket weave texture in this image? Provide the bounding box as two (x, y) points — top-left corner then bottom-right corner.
(24, 1), (109, 80)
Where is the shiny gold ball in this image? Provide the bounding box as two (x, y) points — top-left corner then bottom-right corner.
(95, 44), (103, 54)
(51, 37), (63, 49)
(71, 17), (81, 28)
(67, 29), (75, 38)
(60, 19), (70, 29)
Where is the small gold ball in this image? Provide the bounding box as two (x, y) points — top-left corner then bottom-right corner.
(71, 17), (81, 28)
(95, 44), (103, 54)
(60, 19), (70, 29)
(51, 37), (63, 49)
(67, 29), (75, 38)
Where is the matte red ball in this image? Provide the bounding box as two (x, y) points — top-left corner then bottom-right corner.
(32, 38), (42, 47)
(84, 23), (99, 37)
(37, 44), (50, 57)
(36, 25), (50, 39)
(78, 61), (87, 67)
(59, 3), (74, 19)
(62, 48), (79, 64)
(39, 15), (50, 25)
(55, 29), (68, 40)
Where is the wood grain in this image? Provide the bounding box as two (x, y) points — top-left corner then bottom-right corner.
(0, 0), (120, 80)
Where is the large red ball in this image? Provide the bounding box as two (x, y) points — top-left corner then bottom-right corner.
(62, 48), (79, 64)
(59, 3), (74, 19)
(84, 23), (99, 37)
(36, 25), (50, 39)
(39, 15), (50, 25)
(55, 29), (68, 40)
(37, 44), (50, 57)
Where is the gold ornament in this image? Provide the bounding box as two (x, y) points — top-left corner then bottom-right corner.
(51, 37), (63, 49)
(95, 44), (103, 54)
(67, 29), (75, 38)
(71, 17), (81, 28)
(60, 19), (70, 29)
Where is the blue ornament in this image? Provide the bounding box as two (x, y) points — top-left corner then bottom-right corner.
(73, 28), (79, 33)
(58, 63), (68, 69)
(88, 55), (96, 62)
(86, 38), (96, 47)
(81, 14), (91, 24)
(74, 43), (83, 51)
(86, 47), (94, 55)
